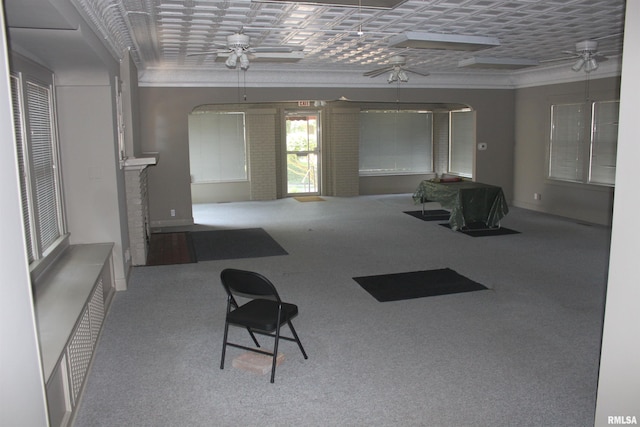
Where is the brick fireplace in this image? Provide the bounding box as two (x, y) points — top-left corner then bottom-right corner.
(124, 156), (157, 265)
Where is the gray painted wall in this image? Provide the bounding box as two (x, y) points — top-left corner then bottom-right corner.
(121, 50), (143, 159)
(140, 78), (621, 228)
(56, 82), (130, 289)
(513, 77), (619, 225)
(138, 86), (515, 226)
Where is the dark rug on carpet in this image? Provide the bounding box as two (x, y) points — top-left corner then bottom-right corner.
(439, 222), (520, 237)
(190, 228), (288, 261)
(353, 268), (488, 302)
(404, 209), (450, 221)
(146, 232), (196, 266)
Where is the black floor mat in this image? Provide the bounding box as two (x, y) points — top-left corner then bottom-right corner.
(439, 222), (520, 237)
(190, 228), (288, 261)
(404, 209), (451, 221)
(353, 268), (488, 302)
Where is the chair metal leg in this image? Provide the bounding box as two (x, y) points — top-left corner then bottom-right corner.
(246, 328), (260, 347)
(270, 324), (281, 383)
(220, 320), (230, 369)
(287, 321), (308, 359)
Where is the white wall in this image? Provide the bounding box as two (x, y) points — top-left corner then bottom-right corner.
(0, 6), (49, 425)
(594, 1), (640, 424)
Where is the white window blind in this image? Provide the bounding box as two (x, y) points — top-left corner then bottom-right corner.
(589, 101), (619, 185)
(10, 75), (35, 262)
(26, 81), (61, 253)
(359, 110), (433, 175)
(549, 101), (618, 186)
(449, 110), (474, 177)
(188, 112), (247, 183)
(549, 103), (585, 182)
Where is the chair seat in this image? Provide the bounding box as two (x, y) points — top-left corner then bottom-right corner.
(227, 299), (299, 331)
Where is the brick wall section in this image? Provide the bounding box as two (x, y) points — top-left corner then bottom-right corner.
(246, 109), (278, 200)
(125, 166), (149, 265)
(328, 108), (360, 196)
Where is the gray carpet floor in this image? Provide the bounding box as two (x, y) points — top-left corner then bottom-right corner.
(73, 195), (611, 427)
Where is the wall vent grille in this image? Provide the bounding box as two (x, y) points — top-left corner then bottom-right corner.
(67, 310), (93, 404)
(89, 278), (105, 348)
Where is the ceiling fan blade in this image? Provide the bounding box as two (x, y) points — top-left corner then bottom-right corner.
(539, 56), (574, 64)
(405, 68), (430, 76)
(363, 66), (392, 77)
(187, 50), (229, 57)
(250, 46), (302, 53)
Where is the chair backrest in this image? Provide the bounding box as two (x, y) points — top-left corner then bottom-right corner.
(220, 268), (281, 301)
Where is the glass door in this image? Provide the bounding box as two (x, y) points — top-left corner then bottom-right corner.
(285, 112), (320, 195)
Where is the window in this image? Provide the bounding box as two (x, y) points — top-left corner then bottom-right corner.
(359, 110), (433, 175)
(589, 101), (619, 185)
(188, 111), (247, 183)
(549, 100), (619, 186)
(449, 110), (474, 177)
(10, 73), (65, 264)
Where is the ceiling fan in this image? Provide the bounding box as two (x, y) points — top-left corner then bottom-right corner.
(543, 40), (609, 73)
(188, 32), (303, 70)
(363, 55), (429, 83)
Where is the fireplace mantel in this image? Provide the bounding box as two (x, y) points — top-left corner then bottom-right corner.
(123, 152), (159, 171)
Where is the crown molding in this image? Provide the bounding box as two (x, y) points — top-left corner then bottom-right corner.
(138, 58), (622, 89)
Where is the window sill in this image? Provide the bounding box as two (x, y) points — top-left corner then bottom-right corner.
(30, 234), (70, 285)
(359, 171), (435, 177)
(545, 178), (614, 192)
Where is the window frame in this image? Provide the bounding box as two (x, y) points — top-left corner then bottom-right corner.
(588, 100), (619, 186)
(548, 99), (619, 187)
(448, 109), (475, 178)
(188, 110), (248, 184)
(10, 69), (67, 277)
(358, 109), (434, 176)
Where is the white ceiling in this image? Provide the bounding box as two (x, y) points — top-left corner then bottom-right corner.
(4, 0), (627, 88)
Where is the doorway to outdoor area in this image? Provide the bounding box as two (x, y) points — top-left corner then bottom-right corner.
(285, 111), (320, 195)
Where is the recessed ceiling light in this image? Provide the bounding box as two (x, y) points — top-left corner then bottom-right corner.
(458, 56), (539, 69)
(388, 32), (500, 51)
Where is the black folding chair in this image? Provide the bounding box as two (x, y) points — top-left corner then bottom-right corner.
(219, 268), (308, 383)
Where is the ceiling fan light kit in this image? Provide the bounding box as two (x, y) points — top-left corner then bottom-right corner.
(388, 32), (500, 51)
(388, 69), (408, 83)
(363, 55), (429, 83)
(225, 50), (250, 70)
(572, 40), (600, 73)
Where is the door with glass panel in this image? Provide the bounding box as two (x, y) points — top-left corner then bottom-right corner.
(285, 112), (320, 195)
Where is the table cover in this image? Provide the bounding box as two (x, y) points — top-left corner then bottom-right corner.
(413, 180), (509, 231)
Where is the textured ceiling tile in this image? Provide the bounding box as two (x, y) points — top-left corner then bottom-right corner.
(70, 0), (625, 77)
